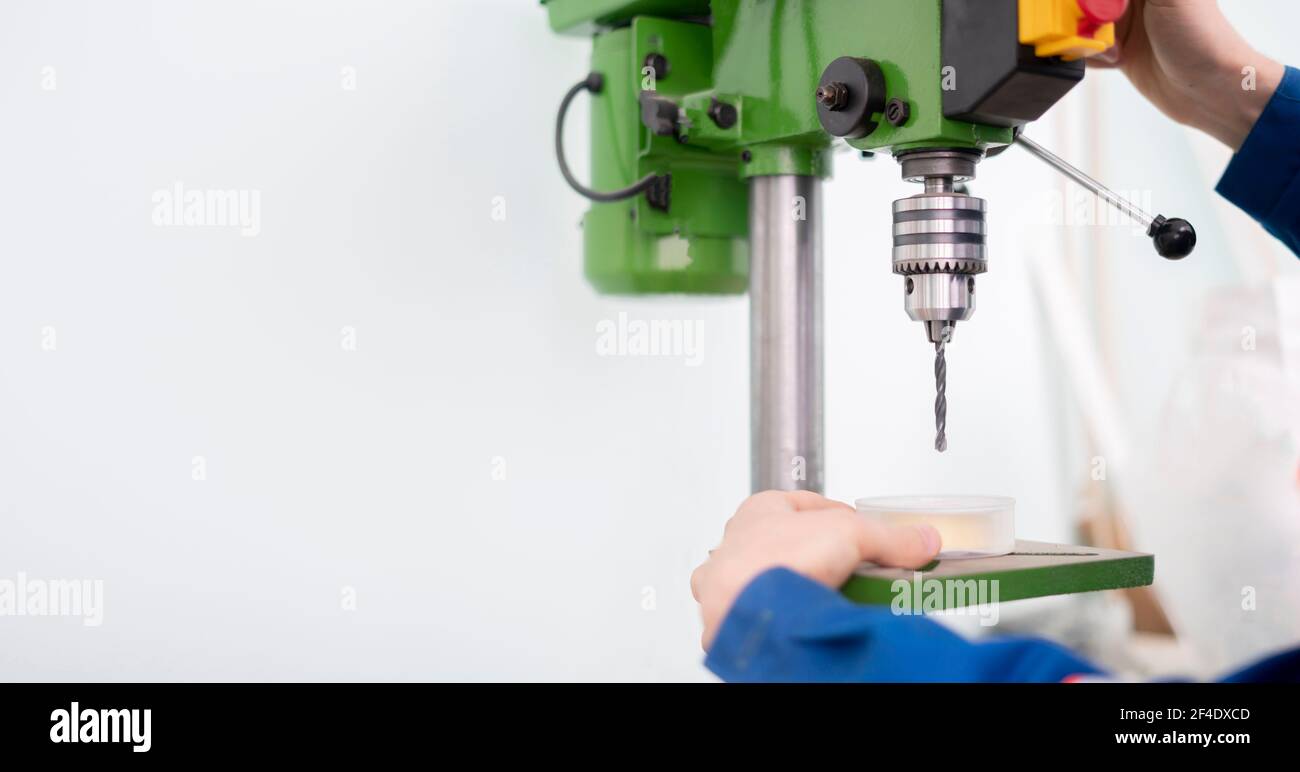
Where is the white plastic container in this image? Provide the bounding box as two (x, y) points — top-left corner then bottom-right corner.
(854, 495), (1015, 559)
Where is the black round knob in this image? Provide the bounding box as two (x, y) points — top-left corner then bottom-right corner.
(815, 57), (886, 139)
(707, 97), (738, 129)
(1149, 216), (1196, 260)
(643, 53), (669, 81)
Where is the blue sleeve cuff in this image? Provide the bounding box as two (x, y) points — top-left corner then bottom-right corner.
(1216, 65), (1300, 256)
(705, 567), (1103, 683)
(704, 567), (854, 682)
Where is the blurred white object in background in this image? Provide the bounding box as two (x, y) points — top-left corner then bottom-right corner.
(1132, 278), (1300, 676)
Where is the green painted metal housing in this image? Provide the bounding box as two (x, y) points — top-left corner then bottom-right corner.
(543, 0), (712, 36)
(544, 0), (1015, 294)
(584, 21), (750, 294)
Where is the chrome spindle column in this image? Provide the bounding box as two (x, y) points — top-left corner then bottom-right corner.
(748, 175), (823, 493)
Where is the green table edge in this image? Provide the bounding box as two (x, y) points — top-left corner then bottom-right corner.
(841, 553), (1155, 609)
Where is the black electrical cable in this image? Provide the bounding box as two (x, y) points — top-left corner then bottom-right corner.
(555, 72), (662, 203)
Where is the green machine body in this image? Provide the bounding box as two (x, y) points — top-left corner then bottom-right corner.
(540, 0), (1085, 296)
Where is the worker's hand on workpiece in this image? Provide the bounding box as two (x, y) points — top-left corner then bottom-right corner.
(1092, 0), (1284, 150)
(690, 490), (941, 650)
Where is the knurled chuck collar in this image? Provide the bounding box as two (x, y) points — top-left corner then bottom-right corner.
(891, 193), (988, 275)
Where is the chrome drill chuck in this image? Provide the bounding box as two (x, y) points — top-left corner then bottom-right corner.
(892, 149), (987, 452)
(892, 149), (987, 345)
(892, 195), (987, 275)
(893, 193), (987, 345)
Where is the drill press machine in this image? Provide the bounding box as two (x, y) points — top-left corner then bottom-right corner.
(543, 0), (1191, 605)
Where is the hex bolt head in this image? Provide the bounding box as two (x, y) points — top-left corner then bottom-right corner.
(816, 82), (849, 111)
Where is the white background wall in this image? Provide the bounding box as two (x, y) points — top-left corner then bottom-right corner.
(0, 0), (1295, 681)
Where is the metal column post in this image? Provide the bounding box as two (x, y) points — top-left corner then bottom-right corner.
(748, 175), (824, 493)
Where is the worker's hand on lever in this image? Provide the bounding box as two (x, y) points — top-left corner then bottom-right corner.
(690, 491), (942, 650)
(1092, 0), (1284, 151)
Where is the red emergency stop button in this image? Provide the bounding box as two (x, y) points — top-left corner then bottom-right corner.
(1077, 0), (1128, 36)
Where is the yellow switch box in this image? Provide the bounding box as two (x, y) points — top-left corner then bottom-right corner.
(1020, 0), (1117, 61)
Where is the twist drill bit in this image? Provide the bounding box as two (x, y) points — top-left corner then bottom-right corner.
(933, 326), (951, 453)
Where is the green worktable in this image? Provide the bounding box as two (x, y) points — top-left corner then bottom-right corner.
(843, 540), (1154, 609)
